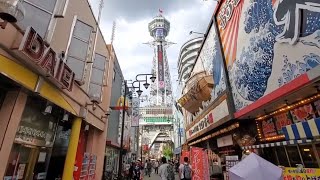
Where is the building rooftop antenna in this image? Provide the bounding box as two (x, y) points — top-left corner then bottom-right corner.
(111, 21), (116, 44)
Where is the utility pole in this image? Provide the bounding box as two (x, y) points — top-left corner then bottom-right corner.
(118, 80), (127, 179)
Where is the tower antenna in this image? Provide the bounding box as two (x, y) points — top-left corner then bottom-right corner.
(111, 21), (116, 44)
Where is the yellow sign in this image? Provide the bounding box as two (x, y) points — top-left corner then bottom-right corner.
(283, 167), (320, 180)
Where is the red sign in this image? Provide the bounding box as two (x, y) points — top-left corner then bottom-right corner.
(191, 147), (204, 180)
(19, 27), (75, 91)
(180, 150), (190, 164)
(157, 44), (165, 89)
(274, 112), (292, 134)
(202, 151), (210, 180)
(261, 118), (277, 138)
(290, 103), (316, 123)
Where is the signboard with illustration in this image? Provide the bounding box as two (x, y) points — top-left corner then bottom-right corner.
(283, 167), (320, 180)
(216, 0), (320, 114)
(290, 103), (316, 123)
(313, 99), (320, 116)
(261, 118), (277, 138)
(274, 112), (292, 134)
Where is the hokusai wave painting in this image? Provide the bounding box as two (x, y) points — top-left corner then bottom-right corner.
(199, 19), (227, 102)
(217, 0), (320, 111)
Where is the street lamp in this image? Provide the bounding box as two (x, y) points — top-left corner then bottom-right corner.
(167, 117), (182, 147)
(189, 31), (206, 36)
(117, 73), (155, 179)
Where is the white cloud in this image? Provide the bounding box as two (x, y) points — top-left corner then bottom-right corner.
(90, 0), (216, 97)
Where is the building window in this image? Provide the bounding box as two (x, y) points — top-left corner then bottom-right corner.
(0, 89), (6, 109)
(66, 20), (93, 82)
(88, 53), (108, 102)
(113, 69), (116, 81)
(298, 144), (318, 168)
(286, 145), (303, 166)
(18, 0), (57, 38)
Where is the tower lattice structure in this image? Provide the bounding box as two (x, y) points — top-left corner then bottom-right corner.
(147, 13), (174, 107)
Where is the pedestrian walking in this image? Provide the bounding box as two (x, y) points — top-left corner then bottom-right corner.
(179, 157), (192, 180)
(133, 162), (141, 180)
(147, 159), (152, 177)
(154, 160), (159, 174)
(159, 157), (169, 180)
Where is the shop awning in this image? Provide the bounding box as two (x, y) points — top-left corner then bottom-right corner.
(178, 75), (213, 113)
(282, 118), (320, 140)
(241, 139), (313, 150)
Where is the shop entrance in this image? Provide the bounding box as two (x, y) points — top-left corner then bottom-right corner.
(4, 143), (51, 180)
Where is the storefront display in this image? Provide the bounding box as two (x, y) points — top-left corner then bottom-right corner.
(4, 95), (65, 180)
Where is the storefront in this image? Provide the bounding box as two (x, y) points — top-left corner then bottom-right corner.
(242, 92), (320, 168)
(0, 20), (112, 179)
(4, 95), (74, 180)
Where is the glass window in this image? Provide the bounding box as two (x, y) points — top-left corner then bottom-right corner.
(18, 0), (57, 38)
(66, 20), (92, 82)
(88, 83), (102, 101)
(68, 38), (89, 59)
(0, 89), (6, 109)
(275, 147), (290, 167)
(88, 54), (107, 102)
(73, 21), (92, 41)
(261, 147), (278, 165)
(91, 68), (104, 84)
(27, 0), (57, 12)
(66, 57), (85, 80)
(286, 146), (303, 166)
(298, 144), (318, 168)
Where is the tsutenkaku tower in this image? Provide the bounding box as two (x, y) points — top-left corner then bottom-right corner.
(147, 12), (173, 107)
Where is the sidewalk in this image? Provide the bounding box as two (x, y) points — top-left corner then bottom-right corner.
(142, 171), (179, 180)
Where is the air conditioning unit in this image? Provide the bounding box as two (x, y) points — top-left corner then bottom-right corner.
(0, 0), (24, 22)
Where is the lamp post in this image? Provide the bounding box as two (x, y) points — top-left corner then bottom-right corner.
(117, 73), (155, 179)
(189, 31), (206, 36)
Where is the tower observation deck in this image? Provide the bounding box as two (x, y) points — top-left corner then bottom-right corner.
(147, 13), (173, 107)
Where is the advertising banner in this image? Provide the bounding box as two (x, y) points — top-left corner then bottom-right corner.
(202, 151), (210, 180)
(191, 147), (204, 180)
(157, 44), (165, 89)
(131, 97), (140, 127)
(274, 112), (292, 134)
(261, 118), (277, 138)
(180, 150), (190, 164)
(283, 167), (320, 180)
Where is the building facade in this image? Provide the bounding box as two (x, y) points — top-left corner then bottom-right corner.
(179, 0), (320, 177)
(105, 48), (122, 176)
(215, 0), (320, 169)
(0, 0), (113, 179)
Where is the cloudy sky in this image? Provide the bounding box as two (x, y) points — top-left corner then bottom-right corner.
(89, 0), (216, 97)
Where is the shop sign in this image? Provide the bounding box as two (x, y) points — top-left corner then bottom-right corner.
(261, 118), (277, 138)
(188, 112), (214, 139)
(191, 147), (210, 180)
(15, 125), (49, 146)
(19, 27), (75, 91)
(314, 100), (320, 116)
(274, 112), (292, 134)
(187, 99), (229, 139)
(283, 167), (320, 180)
(217, 135), (233, 148)
(290, 103), (316, 123)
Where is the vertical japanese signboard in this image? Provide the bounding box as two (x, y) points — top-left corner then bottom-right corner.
(191, 147), (204, 180)
(157, 44), (165, 89)
(131, 97), (140, 127)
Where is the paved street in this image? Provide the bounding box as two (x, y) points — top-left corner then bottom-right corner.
(141, 171), (179, 180)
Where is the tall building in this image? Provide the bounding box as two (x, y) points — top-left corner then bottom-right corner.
(139, 13), (174, 159)
(148, 13), (173, 107)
